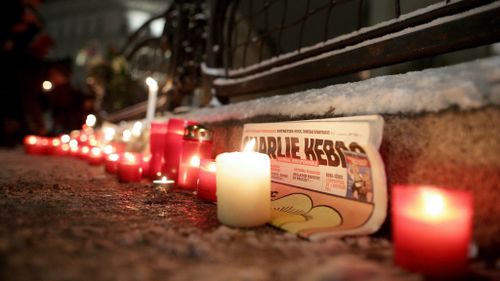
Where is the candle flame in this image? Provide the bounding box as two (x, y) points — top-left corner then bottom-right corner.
(155, 176), (174, 184)
(61, 144), (70, 151)
(42, 80), (53, 92)
(103, 127), (116, 141)
(132, 121), (143, 137)
(81, 146), (90, 154)
(90, 147), (101, 156)
(190, 155), (201, 167)
(122, 129), (132, 142)
(123, 152), (135, 163)
(69, 139), (78, 148)
(26, 136), (37, 145)
(103, 144), (114, 155)
(244, 138), (256, 152)
(108, 153), (119, 161)
(52, 139), (61, 146)
(145, 77), (158, 91)
(86, 114), (97, 128)
(60, 134), (70, 143)
(422, 189), (445, 217)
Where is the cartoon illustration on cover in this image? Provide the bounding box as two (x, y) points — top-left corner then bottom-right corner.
(345, 150), (373, 202)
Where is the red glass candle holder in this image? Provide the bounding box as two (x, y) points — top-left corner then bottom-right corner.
(118, 152), (142, 182)
(197, 159), (217, 202)
(58, 143), (70, 155)
(88, 147), (103, 165)
(178, 125), (213, 190)
(24, 135), (44, 154)
(392, 185), (473, 278)
(48, 138), (62, 155)
(149, 121), (168, 178)
(142, 154), (151, 178)
(105, 153), (120, 174)
(79, 146), (90, 159)
(69, 140), (79, 157)
(39, 137), (50, 154)
(163, 118), (197, 181)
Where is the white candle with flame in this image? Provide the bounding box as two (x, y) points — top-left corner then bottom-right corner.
(215, 139), (271, 227)
(145, 77), (158, 125)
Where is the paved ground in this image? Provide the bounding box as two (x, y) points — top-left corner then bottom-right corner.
(0, 149), (496, 281)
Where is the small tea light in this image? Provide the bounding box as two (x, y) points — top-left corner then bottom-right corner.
(118, 152), (142, 182)
(88, 147), (103, 165)
(392, 185), (473, 278)
(153, 176), (175, 192)
(105, 153), (120, 174)
(215, 139), (271, 227)
(197, 159), (216, 202)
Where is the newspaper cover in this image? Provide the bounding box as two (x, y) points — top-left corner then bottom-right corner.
(241, 115), (387, 240)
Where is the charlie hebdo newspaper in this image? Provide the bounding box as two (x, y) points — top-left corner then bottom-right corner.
(241, 115), (387, 240)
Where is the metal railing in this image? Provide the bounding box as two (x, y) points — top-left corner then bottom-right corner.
(204, 0), (500, 97)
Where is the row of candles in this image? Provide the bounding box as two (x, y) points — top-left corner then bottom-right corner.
(23, 116), (473, 278)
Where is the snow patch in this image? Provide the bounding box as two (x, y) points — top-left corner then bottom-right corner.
(183, 56), (500, 123)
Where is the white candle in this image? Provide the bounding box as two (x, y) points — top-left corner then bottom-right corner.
(215, 139), (271, 227)
(145, 77), (158, 125)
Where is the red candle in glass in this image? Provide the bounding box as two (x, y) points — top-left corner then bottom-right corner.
(24, 135), (44, 154)
(88, 147), (103, 165)
(102, 144), (115, 155)
(163, 118), (197, 181)
(392, 185), (472, 278)
(105, 153), (120, 174)
(69, 140), (79, 157)
(39, 137), (50, 154)
(79, 145), (90, 159)
(49, 138), (62, 155)
(118, 152), (142, 182)
(142, 154), (151, 178)
(178, 125), (213, 190)
(59, 143), (70, 155)
(197, 159), (217, 202)
(149, 121), (168, 178)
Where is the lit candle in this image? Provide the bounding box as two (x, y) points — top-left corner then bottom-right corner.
(102, 144), (115, 155)
(163, 118), (197, 181)
(59, 143), (70, 155)
(142, 154), (151, 178)
(215, 139), (271, 227)
(23, 135), (44, 154)
(69, 139), (79, 157)
(197, 159), (217, 202)
(79, 145), (90, 159)
(58, 134), (70, 156)
(149, 121), (168, 179)
(145, 77), (158, 125)
(38, 137), (51, 153)
(49, 138), (61, 155)
(88, 147), (103, 165)
(178, 125), (213, 190)
(392, 185), (473, 278)
(104, 153), (120, 174)
(118, 152), (142, 182)
(153, 176), (175, 192)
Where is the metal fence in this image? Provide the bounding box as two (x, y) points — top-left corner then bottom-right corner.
(205, 0), (500, 97)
